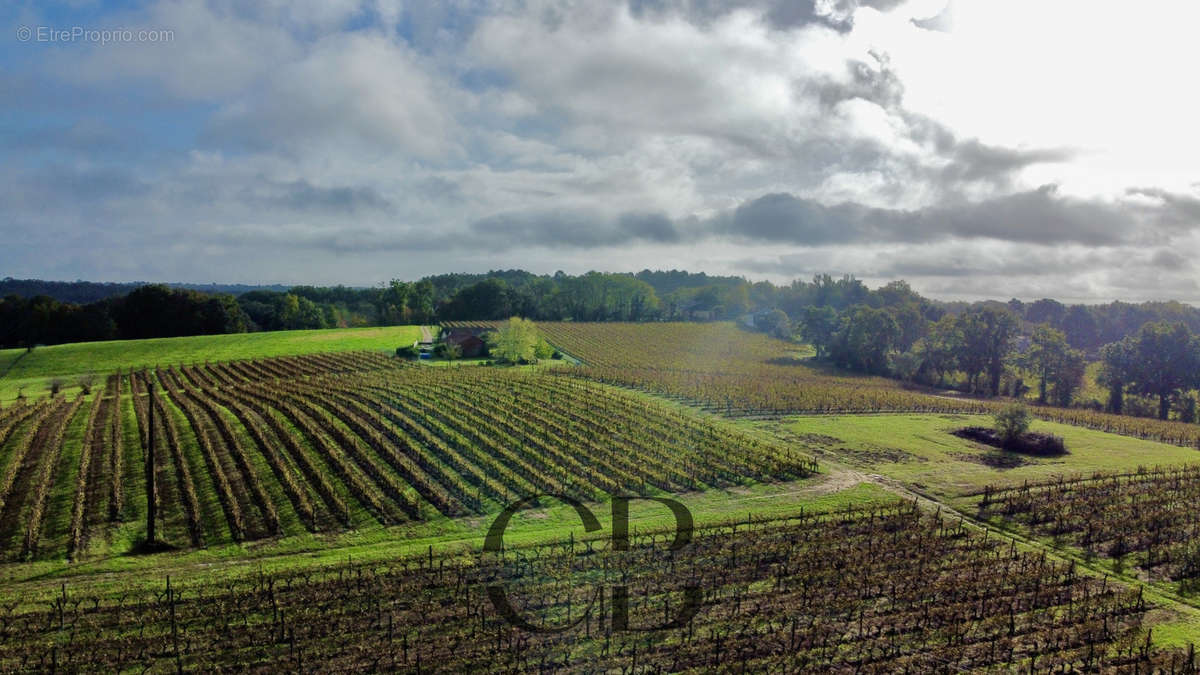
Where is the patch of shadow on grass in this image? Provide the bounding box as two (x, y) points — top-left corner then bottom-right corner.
(127, 538), (179, 555)
(951, 451), (1030, 469)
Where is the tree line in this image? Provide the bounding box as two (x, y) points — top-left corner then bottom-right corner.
(7, 270), (1200, 367)
(794, 297), (1200, 421)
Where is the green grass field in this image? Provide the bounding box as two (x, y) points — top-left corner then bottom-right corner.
(785, 413), (1200, 499)
(0, 325), (426, 402)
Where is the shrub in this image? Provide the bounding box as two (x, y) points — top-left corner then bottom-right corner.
(77, 373), (97, 395)
(396, 346), (418, 359)
(954, 426), (1066, 456)
(994, 403), (1031, 445)
(434, 342), (462, 360)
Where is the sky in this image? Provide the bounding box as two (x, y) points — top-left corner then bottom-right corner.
(3, 0), (1199, 302)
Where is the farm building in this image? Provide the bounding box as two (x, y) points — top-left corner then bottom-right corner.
(444, 326), (493, 357)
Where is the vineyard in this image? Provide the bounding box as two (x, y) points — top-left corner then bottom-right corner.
(7, 322), (1200, 670)
(0, 349), (813, 560)
(448, 321), (1200, 449)
(979, 465), (1200, 585)
(442, 321), (997, 416)
(0, 502), (1188, 671)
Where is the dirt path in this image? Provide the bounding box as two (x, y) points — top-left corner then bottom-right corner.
(729, 465), (870, 501)
(420, 326), (433, 343)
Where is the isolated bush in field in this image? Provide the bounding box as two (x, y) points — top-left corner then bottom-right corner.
(953, 425), (1065, 455)
(994, 402), (1031, 445)
(48, 378), (65, 396)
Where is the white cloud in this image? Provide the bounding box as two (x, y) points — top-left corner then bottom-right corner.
(206, 32), (460, 159)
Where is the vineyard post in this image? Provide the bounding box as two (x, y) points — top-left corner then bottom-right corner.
(147, 381), (157, 544)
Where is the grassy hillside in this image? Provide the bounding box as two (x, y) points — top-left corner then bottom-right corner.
(786, 413), (1200, 499)
(0, 326), (425, 402)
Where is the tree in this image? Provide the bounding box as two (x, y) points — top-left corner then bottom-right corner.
(1179, 394), (1197, 424)
(956, 306), (1019, 396)
(1061, 304), (1099, 350)
(112, 285), (250, 339)
(1026, 298), (1066, 326)
(994, 402), (1031, 446)
(441, 278), (513, 321)
(886, 302), (928, 352)
(829, 306), (899, 374)
(533, 336), (554, 360)
(1019, 324), (1085, 405)
(875, 280), (920, 308)
(888, 349), (923, 382)
(759, 309), (791, 339)
(720, 285), (751, 319)
(798, 305), (838, 358)
(1097, 338), (1136, 414)
(919, 315), (962, 387)
(1049, 349), (1087, 407)
(279, 294), (327, 330)
(487, 317), (543, 364)
(379, 280), (410, 325)
(406, 279), (435, 324)
(1125, 322), (1200, 420)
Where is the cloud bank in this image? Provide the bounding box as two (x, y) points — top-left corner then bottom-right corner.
(2, 0), (1199, 301)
